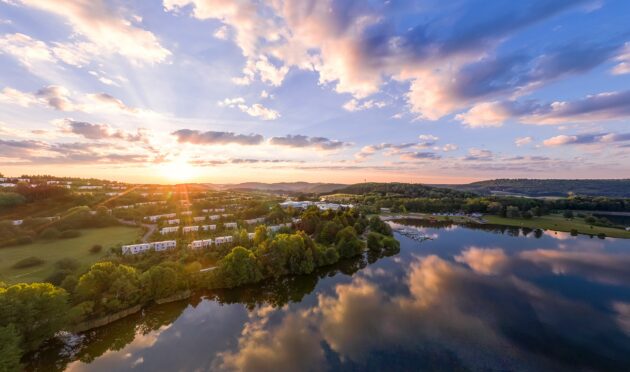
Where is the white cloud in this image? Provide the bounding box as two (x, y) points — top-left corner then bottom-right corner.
(218, 97), (280, 120)
(543, 135), (577, 147)
(343, 98), (386, 112)
(213, 25), (229, 40)
(11, 0), (171, 65)
(455, 102), (509, 128)
(442, 144), (458, 152)
(514, 136), (533, 147)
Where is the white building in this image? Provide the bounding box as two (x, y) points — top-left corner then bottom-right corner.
(167, 219), (180, 225)
(214, 236), (233, 245)
(181, 211), (192, 216)
(209, 215), (220, 221)
(0, 183), (16, 188)
(193, 216), (206, 222)
(160, 226), (179, 235)
(224, 222), (238, 229)
(146, 213), (177, 222)
(122, 240), (176, 255)
(12, 220), (23, 225)
(202, 224), (217, 231)
(245, 217), (265, 225)
(279, 201), (314, 209)
(248, 232), (255, 240)
(268, 222), (292, 232)
(189, 239), (213, 249)
(183, 225), (199, 233)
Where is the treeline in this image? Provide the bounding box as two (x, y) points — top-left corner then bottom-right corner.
(451, 178), (630, 198)
(0, 207), (396, 369)
(360, 194), (630, 215)
(333, 182), (476, 199)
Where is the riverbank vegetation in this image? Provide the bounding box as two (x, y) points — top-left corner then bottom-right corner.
(0, 206), (392, 369)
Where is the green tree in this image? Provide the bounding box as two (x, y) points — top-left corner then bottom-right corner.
(75, 262), (142, 316)
(219, 247), (263, 288)
(0, 283), (70, 351)
(141, 265), (179, 300)
(563, 210), (574, 219)
(336, 226), (364, 258)
(253, 224), (268, 246)
(505, 206), (521, 218)
(0, 325), (22, 372)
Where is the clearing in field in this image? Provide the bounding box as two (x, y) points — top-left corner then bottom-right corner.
(0, 226), (142, 284)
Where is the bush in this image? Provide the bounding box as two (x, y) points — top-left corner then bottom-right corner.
(570, 229), (578, 236)
(563, 210), (574, 219)
(12, 256), (45, 269)
(55, 258), (80, 271)
(89, 244), (103, 254)
(597, 233), (606, 239)
(60, 230), (81, 239)
(39, 227), (60, 240)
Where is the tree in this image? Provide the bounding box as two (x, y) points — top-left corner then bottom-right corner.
(0, 325), (22, 372)
(505, 206), (521, 218)
(336, 226), (364, 258)
(141, 265), (179, 300)
(318, 221), (342, 244)
(563, 210), (574, 219)
(487, 202), (503, 215)
(75, 262), (142, 316)
(40, 227), (61, 240)
(368, 216), (393, 236)
(0, 192), (26, 208)
(219, 247), (262, 288)
(253, 225), (268, 246)
(0, 283), (70, 351)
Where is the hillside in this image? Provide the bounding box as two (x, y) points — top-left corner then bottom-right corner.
(443, 179), (630, 197)
(331, 182), (476, 198)
(207, 182), (347, 194)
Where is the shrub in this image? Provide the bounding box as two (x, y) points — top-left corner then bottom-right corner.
(597, 233), (606, 239)
(39, 227), (60, 240)
(89, 244), (103, 254)
(570, 229), (578, 236)
(563, 210), (574, 219)
(12, 256), (45, 269)
(60, 230), (81, 239)
(55, 258), (80, 271)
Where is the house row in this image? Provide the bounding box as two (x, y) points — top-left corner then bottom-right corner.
(279, 201), (353, 211)
(160, 222), (237, 235)
(145, 213), (177, 222)
(122, 240), (177, 255)
(189, 233), (255, 250)
(268, 222), (293, 232)
(202, 208), (226, 213)
(245, 217), (266, 225)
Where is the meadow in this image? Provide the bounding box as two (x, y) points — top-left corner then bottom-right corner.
(0, 226), (142, 284)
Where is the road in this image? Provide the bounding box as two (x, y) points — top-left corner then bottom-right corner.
(116, 219), (157, 243)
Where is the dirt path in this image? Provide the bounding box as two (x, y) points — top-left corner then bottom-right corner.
(116, 219), (156, 243)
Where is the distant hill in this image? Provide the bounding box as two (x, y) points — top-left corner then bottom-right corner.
(207, 182), (347, 194)
(331, 182), (476, 198)
(442, 179), (630, 198)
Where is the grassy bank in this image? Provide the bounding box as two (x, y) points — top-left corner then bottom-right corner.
(484, 214), (630, 239)
(0, 226), (142, 284)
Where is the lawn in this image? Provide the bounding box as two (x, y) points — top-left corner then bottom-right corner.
(484, 214), (630, 239)
(0, 226), (142, 285)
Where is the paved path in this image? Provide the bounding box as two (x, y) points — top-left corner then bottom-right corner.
(116, 219), (156, 243)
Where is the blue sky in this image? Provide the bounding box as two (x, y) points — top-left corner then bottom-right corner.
(0, 0), (629, 184)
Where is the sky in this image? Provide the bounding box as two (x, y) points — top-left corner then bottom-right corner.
(0, 0), (629, 184)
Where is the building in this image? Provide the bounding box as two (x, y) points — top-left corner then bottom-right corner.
(146, 213), (177, 222)
(268, 222), (292, 232)
(214, 236), (233, 245)
(122, 240), (176, 255)
(245, 217), (266, 225)
(193, 216), (206, 222)
(12, 220), (23, 225)
(167, 219), (180, 225)
(224, 222), (238, 229)
(189, 239), (213, 249)
(160, 226), (179, 235)
(202, 224), (217, 231)
(209, 215), (220, 221)
(279, 200), (314, 209)
(181, 211), (192, 216)
(248, 232), (255, 240)
(183, 225), (199, 233)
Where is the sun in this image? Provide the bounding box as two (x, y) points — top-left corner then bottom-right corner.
(159, 158), (198, 182)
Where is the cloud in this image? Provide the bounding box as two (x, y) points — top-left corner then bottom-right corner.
(399, 151), (441, 161)
(515, 136), (533, 147)
(270, 135), (349, 150)
(11, 0), (171, 65)
(218, 97), (280, 120)
(354, 142), (416, 160)
(455, 247), (508, 275)
(213, 25), (230, 40)
(55, 119), (146, 142)
(442, 144), (458, 152)
(464, 148), (493, 161)
(460, 90), (630, 126)
(0, 85), (154, 116)
(343, 99), (386, 112)
(172, 129), (264, 145)
(543, 132), (630, 147)
(612, 43), (630, 75)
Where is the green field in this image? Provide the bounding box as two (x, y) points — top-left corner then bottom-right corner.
(484, 214), (630, 239)
(0, 226), (142, 284)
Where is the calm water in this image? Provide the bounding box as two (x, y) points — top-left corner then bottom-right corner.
(30, 221), (630, 371)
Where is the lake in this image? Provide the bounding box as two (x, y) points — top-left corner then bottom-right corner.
(30, 220), (630, 371)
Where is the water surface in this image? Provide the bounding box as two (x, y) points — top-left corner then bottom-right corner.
(31, 221), (630, 371)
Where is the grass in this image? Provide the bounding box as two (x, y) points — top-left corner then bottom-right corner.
(0, 226), (142, 285)
(484, 214), (630, 239)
